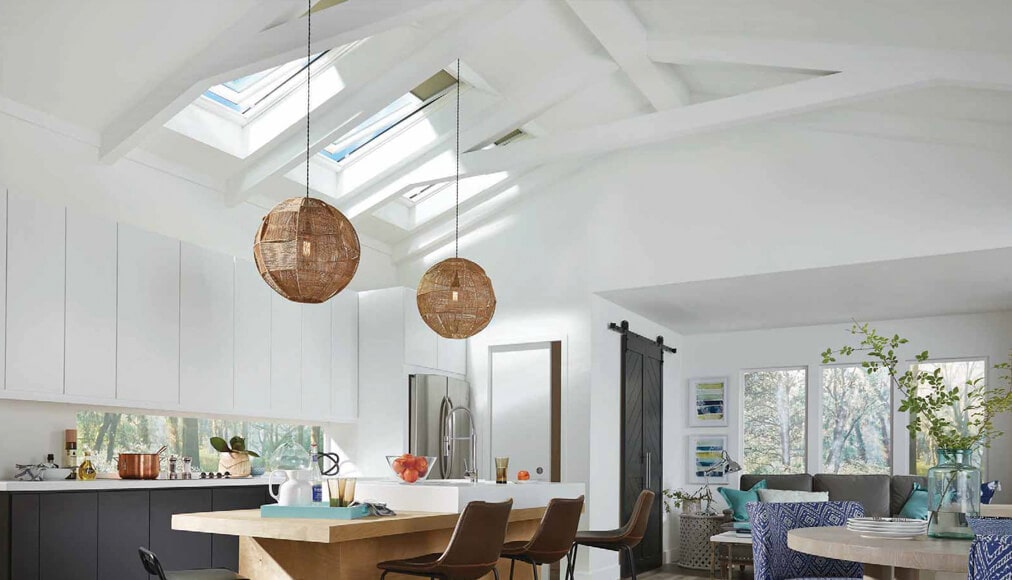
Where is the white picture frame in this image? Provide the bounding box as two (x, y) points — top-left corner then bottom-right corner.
(688, 377), (729, 427)
(688, 434), (729, 484)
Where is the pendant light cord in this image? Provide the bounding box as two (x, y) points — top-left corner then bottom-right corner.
(455, 59), (460, 259)
(306, 0), (311, 200)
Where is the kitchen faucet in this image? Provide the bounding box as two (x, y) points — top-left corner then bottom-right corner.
(444, 406), (478, 483)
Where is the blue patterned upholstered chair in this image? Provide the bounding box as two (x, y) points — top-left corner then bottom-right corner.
(747, 501), (864, 580)
(968, 516), (1012, 536)
(969, 535), (1012, 579)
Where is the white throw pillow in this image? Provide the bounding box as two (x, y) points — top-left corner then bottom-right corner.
(757, 489), (830, 503)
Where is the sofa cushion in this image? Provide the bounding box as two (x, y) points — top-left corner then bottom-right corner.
(720, 479), (767, 522)
(814, 474), (890, 517)
(890, 475), (928, 516)
(758, 489), (829, 503)
(741, 474), (813, 492)
(899, 482), (929, 520)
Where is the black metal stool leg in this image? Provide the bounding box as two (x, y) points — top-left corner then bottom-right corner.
(380, 573), (387, 580)
(531, 561), (539, 580)
(567, 544), (579, 580)
(624, 546), (637, 580)
(509, 559), (515, 580)
(492, 568), (500, 580)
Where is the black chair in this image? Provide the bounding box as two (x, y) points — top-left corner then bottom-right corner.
(138, 547), (247, 580)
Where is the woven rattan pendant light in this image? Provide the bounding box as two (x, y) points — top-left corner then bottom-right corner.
(253, 0), (360, 303)
(416, 61), (496, 339)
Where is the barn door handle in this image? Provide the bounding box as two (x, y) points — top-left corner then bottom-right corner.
(644, 452), (652, 490)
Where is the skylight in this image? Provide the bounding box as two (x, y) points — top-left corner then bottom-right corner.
(203, 51), (330, 116)
(320, 70), (457, 164)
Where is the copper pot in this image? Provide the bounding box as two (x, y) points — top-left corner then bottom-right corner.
(118, 453), (162, 479)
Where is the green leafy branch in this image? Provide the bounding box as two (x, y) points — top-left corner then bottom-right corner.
(210, 435), (260, 457)
(661, 487), (710, 513)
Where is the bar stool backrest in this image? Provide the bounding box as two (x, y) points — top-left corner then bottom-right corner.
(524, 495), (585, 561)
(138, 547), (169, 580)
(439, 499), (514, 568)
(621, 490), (655, 545)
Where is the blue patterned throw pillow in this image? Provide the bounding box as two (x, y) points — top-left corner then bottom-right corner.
(718, 479), (766, 522)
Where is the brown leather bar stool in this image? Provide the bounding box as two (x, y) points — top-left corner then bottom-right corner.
(138, 548), (247, 580)
(378, 498), (513, 580)
(500, 495), (585, 580)
(566, 490), (654, 580)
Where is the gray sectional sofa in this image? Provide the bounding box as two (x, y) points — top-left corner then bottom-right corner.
(736, 473), (928, 517)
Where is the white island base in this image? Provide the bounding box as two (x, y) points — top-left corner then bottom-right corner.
(354, 479), (586, 512)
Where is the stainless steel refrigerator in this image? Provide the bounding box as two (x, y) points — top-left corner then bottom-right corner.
(408, 374), (471, 480)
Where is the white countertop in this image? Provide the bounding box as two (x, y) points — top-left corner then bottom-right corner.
(355, 479), (586, 512)
(0, 476), (271, 492)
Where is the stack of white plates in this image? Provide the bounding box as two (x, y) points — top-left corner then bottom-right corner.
(846, 517), (928, 539)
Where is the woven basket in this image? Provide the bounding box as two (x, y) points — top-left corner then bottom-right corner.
(218, 453), (252, 478)
(253, 197), (360, 303)
(417, 257), (496, 339)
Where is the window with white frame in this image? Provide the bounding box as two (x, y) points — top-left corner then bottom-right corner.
(743, 368), (807, 474)
(821, 365), (892, 474)
(908, 359), (987, 475)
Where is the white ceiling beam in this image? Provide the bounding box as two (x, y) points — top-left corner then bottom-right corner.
(225, 0), (521, 206)
(565, 0), (689, 110)
(646, 35), (1012, 91)
(450, 70), (933, 178)
(393, 160), (585, 263)
(341, 57), (619, 218)
(98, 0), (463, 164)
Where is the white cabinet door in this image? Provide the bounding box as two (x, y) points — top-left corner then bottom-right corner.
(330, 291), (358, 421)
(270, 294), (302, 416)
(117, 224), (180, 404)
(403, 289), (437, 369)
(180, 243), (234, 412)
(65, 209), (117, 399)
(0, 189), (6, 388)
(6, 192), (65, 393)
(301, 302), (332, 418)
(437, 336), (467, 375)
(234, 259), (270, 414)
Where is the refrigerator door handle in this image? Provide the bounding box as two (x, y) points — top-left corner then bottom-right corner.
(439, 396), (453, 479)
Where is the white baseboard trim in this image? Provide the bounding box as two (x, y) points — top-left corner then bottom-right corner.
(572, 563), (621, 580)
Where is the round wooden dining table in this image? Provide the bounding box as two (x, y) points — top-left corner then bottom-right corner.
(788, 526), (970, 580)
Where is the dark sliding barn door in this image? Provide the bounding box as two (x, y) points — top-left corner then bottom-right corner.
(621, 333), (663, 574)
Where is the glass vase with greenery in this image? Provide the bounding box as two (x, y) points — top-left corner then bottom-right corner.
(823, 323), (1012, 538)
(661, 487), (710, 515)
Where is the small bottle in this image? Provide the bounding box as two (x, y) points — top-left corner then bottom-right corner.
(64, 429), (78, 470)
(168, 456), (178, 480)
(45, 454), (59, 469)
(309, 435), (323, 503)
(78, 451), (96, 481)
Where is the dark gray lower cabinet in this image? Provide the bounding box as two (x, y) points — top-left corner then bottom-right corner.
(210, 487), (266, 571)
(10, 494), (39, 580)
(40, 492), (98, 580)
(148, 489), (212, 573)
(98, 491), (149, 580)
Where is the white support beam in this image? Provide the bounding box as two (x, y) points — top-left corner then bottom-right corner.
(565, 0), (689, 110)
(225, 0), (521, 206)
(340, 57), (619, 218)
(646, 35), (1012, 91)
(99, 0), (464, 163)
(393, 160), (585, 263)
(451, 70), (933, 178)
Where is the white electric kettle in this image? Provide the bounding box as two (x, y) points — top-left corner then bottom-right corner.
(268, 469), (313, 506)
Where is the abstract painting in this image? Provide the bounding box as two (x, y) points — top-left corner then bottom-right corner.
(689, 377), (728, 427)
(689, 435), (729, 483)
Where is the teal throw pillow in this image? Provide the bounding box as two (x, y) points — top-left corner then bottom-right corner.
(718, 479), (767, 522)
(899, 482), (929, 520)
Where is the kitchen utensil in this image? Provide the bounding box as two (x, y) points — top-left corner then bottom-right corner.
(268, 469), (314, 506)
(117, 452), (162, 479)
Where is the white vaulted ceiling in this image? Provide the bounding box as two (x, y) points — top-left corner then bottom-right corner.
(2, 0), (1012, 263)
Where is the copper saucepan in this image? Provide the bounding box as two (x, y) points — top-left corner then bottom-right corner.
(118, 446), (167, 479)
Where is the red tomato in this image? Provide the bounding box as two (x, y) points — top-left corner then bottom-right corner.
(392, 458), (406, 474)
(517, 470), (530, 481)
(416, 457), (429, 477)
(402, 468), (419, 483)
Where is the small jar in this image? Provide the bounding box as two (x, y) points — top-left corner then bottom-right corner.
(927, 448), (981, 539)
(182, 457), (192, 480)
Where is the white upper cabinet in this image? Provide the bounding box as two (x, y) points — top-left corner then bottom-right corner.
(6, 192), (65, 394)
(0, 189), (7, 388)
(234, 259), (270, 414)
(437, 335), (467, 376)
(301, 302), (332, 418)
(403, 290), (438, 369)
(270, 294), (302, 416)
(180, 243), (235, 412)
(65, 209), (117, 399)
(117, 224), (180, 404)
(331, 290), (358, 421)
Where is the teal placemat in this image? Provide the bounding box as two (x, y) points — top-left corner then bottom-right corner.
(260, 503), (370, 520)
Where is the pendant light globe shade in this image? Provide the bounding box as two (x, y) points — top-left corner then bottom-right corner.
(416, 257), (496, 339)
(254, 196), (360, 303)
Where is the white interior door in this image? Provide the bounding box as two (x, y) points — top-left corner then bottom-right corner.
(490, 344), (552, 481)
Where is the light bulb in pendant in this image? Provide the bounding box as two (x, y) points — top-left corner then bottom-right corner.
(302, 240), (312, 257)
(451, 290), (459, 302)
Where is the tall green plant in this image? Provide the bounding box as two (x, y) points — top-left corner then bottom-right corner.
(822, 323), (1012, 451)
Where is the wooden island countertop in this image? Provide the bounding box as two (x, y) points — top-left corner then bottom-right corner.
(172, 506), (549, 579)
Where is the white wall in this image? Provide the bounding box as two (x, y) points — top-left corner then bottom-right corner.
(678, 311), (1012, 501)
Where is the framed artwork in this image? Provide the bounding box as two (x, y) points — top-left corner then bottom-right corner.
(688, 377), (728, 427)
(689, 435), (729, 484)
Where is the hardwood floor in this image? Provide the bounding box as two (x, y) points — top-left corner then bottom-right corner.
(639, 564), (754, 580)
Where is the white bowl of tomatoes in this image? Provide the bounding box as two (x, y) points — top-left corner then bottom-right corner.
(387, 454), (436, 484)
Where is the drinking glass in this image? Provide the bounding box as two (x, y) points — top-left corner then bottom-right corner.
(494, 457), (509, 484)
(327, 477), (356, 507)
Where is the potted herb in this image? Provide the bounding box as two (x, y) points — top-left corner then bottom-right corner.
(210, 436), (260, 478)
(662, 487), (710, 515)
(823, 323), (1012, 538)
